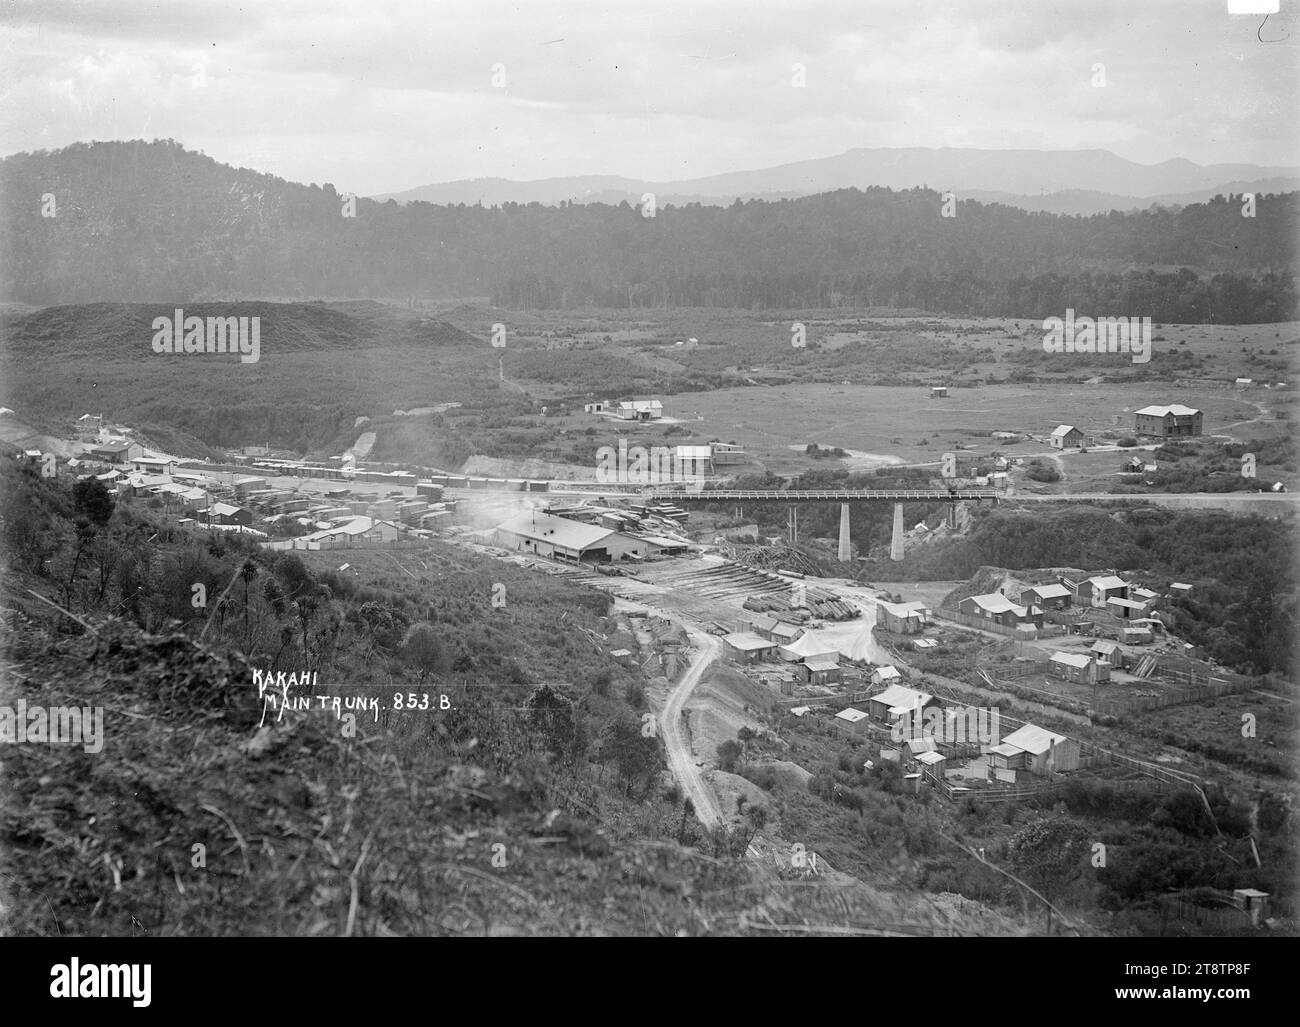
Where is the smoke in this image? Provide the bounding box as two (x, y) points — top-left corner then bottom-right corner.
(452, 492), (547, 532)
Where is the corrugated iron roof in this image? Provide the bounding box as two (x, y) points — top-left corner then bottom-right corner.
(878, 599), (927, 618)
(870, 683), (931, 710)
(1000, 723), (1069, 756)
(1135, 404), (1200, 417)
(723, 632), (776, 651)
(498, 511), (617, 551)
(964, 593), (1029, 616)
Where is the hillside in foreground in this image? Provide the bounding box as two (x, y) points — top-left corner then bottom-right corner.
(0, 455), (1032, 936)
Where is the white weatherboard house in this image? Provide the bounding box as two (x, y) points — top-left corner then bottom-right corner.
(834, 707), (870, 734)
(1020, 583), (1072, 609)
(988, 723), (1080, 776)
(872, 664), (902, 685)
(876, 599), (930, 634)
(1076, 574), (1129, 608)
(616, 399), (663, 421)
(1049, 651), (1110, 683)
(1049, 425), (1084, 449)
(798, 654), (842, 686)
(866, 682), (934, 724)
(1134, 404), (1202, 438)
(723, 632), (779, 663)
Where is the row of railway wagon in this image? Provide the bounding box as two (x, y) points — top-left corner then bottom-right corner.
(419, 474), (552, 493)
(244, 460), (554, 493)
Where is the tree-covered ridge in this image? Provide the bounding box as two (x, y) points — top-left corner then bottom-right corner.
(2, 140), (1296, 320)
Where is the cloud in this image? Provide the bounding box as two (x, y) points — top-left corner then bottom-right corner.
(0, 0), (1295, 193)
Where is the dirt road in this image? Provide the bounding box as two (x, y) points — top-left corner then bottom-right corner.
(659, 628), (724, 829)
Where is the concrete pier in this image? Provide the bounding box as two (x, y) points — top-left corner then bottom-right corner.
(889, 502), (905, 561)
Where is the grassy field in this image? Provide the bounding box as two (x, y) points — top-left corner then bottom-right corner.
(441, 306), (1297, 481)
(604, 381), (1285, 477)
(4, 301), (1296, 481)
(1130, 689), (1298, 775)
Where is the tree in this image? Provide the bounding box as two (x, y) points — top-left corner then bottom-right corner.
(262, 577), (288, 618)
(72, 477), (115, 527)
(88, 529), (121, 602)
(358, 600), (396, 657)
(272, 552), (313, 599)
(678, 797), (695, 843)
(602, 716), (660, 797)
(1006, 816), (1091, 932)
(526, 684), (587, 764)
(294, 584), (331, 666)
(63, 518), (97, 607)
(401, 622), (443, 683)
(240, 559), (258, 649)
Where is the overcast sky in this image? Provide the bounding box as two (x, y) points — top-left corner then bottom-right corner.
(1, 0), (1297, 195)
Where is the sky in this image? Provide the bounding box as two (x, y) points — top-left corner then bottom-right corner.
(1, 0), (1298, 195)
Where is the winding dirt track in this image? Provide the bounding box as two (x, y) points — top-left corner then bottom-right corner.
(659, 629), (724, 828)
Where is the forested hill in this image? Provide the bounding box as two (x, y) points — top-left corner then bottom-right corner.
(2, 139), (1297, 320)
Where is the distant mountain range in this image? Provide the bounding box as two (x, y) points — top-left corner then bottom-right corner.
(372, 147), (1300, 216)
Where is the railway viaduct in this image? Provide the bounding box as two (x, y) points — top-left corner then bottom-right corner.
(641, 487), (1002, 561)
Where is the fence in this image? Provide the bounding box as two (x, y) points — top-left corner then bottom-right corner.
(773, 688), (872, 710)
(938, 610), (1066, 639)
(1090, 658), (1261, 718)
(919, 676), (1205, 791)
(1077, 741), (1201, 787)
(942, 781), (1065, 804)
(982, 660), (1042, 680)
(1156, 894), (1255, 933)
(1254, 672), (1299, 696)
(982, 649), (1285, 720)
(810, 668), (1210, 797)
(1044, 608), (1090, 626)
(1090, 680), (1254, 718)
